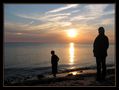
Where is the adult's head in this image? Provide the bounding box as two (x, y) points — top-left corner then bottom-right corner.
(98, 27), (105, 35)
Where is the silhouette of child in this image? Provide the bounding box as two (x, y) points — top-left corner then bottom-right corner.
(51, 50), (59, 77)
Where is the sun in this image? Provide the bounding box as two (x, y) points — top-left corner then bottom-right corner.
(67, 28), (77, 38)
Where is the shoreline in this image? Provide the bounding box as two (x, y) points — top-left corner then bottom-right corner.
(4, 66), (115, 86)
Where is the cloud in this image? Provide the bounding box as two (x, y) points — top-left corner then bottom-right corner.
(4, 20), (72, 37)
(15, 13), (41, 20)
(71, 10), (80, 13)
(69, 4), (112, 24)
(70, 15), (94, 21)
(16, 13), (71, 22)
(27, 21), (72, 31)
(102, 18), (114, 25)
(40, 13), (71, 22)
(47, 4), (79, 13)
(4, 22), (28, 31)
(13, 12), (72, 32)
(85, 4), (109, 17)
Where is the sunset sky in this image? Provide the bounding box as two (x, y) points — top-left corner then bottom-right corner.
(4, 4), (115, 44)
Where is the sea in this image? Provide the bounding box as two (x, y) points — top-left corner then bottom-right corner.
(4, 42), (115, 82)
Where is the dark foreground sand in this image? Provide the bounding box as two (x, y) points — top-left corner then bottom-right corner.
(4, 67), (116, 87)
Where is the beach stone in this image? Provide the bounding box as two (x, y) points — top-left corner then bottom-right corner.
(67, 73), (73, 76)
(37, 74), (45, 79)
(80, 70), (83, 73)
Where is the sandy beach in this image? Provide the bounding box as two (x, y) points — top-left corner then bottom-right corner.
(4, 67), (116, 87)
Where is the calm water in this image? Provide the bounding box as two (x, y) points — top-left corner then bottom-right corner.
(4, 42), (115, 69)
(4, 42), (115, 81)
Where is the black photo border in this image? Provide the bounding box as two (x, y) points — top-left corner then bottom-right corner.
(0, 0), (118, 88)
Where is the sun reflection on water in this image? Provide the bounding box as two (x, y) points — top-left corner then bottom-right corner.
(68, 71), (80, 76)
(72, 71), (77, 75)
(69, 42), (75, 65)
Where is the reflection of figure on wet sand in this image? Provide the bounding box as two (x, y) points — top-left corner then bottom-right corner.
(93, 27), (109, 81)
(51, 50), (59, 77)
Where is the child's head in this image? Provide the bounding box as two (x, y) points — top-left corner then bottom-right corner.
(51, 50), (55, 55)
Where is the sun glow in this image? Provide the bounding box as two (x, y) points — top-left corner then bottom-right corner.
(67, 28), (77, 38)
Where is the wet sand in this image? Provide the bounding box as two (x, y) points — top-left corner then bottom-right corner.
(4, 67), (116, 87)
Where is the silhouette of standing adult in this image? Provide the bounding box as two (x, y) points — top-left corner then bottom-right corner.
(51, 50), (59, 77)
(93, 27), (109, 81)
